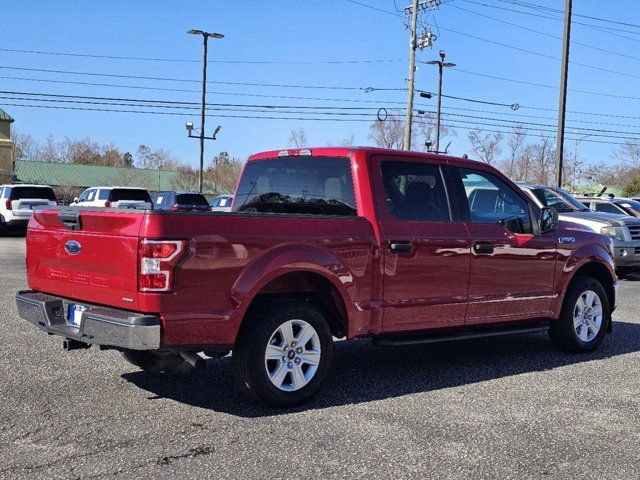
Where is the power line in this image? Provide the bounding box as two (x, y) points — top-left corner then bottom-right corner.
(499, 0), (640, 30)
(461, 0), (640, 44)
(450, 3), (640, 63)
(0, 47), (405, 65)
(345, 0), (640, 81)
(0, 65), (393, 91)
(4, 101), (636, 146)
(7, 92), (640, 141)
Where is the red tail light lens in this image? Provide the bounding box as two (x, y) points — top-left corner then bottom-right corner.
(138, 240), (187, 292)
(6, 199), (12, 210)
(105, 200), (112, 207)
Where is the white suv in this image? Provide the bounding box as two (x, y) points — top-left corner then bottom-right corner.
(0, 184), (58, 233)
(71, 187), (153, 210)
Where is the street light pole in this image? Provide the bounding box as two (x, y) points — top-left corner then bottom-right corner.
(188, 29), (224, 193)
(198, 34), (208, 194)
(426, 50), (455, 153)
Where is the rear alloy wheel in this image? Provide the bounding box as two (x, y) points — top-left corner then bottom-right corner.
(232, 300), (333, 407)
(550, 275), (609, 353)
(264, 319), (322, 392)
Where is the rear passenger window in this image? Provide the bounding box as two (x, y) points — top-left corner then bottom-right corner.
(381, 161), (450, 222)
(98, 189), (110, 200)
(460, 168), (531, 234)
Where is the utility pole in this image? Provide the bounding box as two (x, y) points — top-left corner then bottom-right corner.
(554, 0), (572, 188)
(426, 50), (455, 152)
(403, 0), (419, 151)
(187, 29), (224, 193)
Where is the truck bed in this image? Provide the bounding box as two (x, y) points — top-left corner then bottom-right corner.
(26, 207), (376, 346)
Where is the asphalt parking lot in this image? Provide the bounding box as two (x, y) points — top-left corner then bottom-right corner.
(0, 236), (638, 480)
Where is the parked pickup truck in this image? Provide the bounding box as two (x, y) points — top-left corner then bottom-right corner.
(16, 147), (618, 407)
(519, 183), (640, 271)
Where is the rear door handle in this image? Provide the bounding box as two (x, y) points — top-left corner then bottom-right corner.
(390, 240), (413, 254)
(473, 241), (494, 254)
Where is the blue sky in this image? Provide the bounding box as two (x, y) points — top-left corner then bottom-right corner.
(2, 0), (640, 168)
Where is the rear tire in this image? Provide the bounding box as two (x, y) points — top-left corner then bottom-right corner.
(232, 299), (333, 408)
(121, 350), (188, 374)
(549, 275), (609, 353)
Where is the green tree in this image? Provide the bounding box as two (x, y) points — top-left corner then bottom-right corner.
(623, 176), (640, 197)
(121, 152), (134, 167)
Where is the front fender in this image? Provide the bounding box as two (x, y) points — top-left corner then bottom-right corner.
(550, 241), (616, 319)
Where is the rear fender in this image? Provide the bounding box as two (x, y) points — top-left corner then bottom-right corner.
(229, 244), (368, 339)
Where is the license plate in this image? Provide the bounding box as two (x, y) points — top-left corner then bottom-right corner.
(69, 305), (87, 327)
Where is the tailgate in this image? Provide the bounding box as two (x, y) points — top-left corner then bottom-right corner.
(26, 208), (146, 310)
(11, 199), (53, 217)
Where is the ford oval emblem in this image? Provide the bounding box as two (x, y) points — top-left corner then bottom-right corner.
(65, 240), (81, 255)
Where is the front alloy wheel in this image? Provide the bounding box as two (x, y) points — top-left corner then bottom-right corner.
(573, 290), (603, 343)
(550, 275), (609, 353)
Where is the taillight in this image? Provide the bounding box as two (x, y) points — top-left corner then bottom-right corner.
(105, 200), (112, 207)
(138, 240), (187, 292)
(6, 199), (12, 210)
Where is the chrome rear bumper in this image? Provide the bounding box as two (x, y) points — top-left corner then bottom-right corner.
(16, 290), (161, 350)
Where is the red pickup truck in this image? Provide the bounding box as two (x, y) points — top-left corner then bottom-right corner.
(17, 147), (618, 407)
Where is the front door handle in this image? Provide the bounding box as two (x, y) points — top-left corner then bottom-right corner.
(473, 241), (494, 254)
(390, 240), (413, 254)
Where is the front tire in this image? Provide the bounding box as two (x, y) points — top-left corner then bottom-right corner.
(550, 276), (609, 353)
(232, 299), (333, 407)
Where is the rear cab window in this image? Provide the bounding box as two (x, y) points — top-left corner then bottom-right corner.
(176, 194), (209, 206)
(10, 186), (57, 201)
(234, 156), (356, 216)
(110, 189), (152, 203)
(380, 161), (451, 222)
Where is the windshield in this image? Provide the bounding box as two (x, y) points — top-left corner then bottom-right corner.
(234, 156), (357, 216)
(110, 189), (151, 202)
(176, 194), (209, 206)
(531, 187), (588, 213)
(10, 187), (57, 201)
(617, 199), (640, 215)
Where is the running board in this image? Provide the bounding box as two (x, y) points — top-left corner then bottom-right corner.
(372, 321), (549, 347)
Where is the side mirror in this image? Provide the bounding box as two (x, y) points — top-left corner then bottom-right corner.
(73, 197), (79, 203)
(540, 206), (558, 233)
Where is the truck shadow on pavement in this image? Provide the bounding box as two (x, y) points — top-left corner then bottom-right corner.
(122, 320), (640, 417)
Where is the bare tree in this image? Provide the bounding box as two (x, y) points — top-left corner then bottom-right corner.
(10, 130), (40, 161)
(612, 140), (640, 168)
(136, 144), (181, 170)
(468, 130), (503, 165)
(205, 151), (244, 193)
(172, 164), (200, 192)
(530, 136), (556, 185)
(501, 125), (527, 179)
(368, 112), (405, 149)
(416, 112), (454, 152)
(287, 128), (308, 148)
(339, 134), (355, 146)
(116, 167), (147, 188)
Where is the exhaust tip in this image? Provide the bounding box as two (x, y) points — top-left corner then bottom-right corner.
(179, 351), (206, 370)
